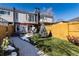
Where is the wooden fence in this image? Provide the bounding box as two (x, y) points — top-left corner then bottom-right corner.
(45, 21), (79, 40)
(0, 24), (14, 45)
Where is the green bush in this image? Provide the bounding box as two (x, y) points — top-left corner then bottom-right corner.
(31, 34), (40, 43)
(0, 48), (4, 56)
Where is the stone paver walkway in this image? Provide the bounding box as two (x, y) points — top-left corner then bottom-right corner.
(10, 36), (39, 56)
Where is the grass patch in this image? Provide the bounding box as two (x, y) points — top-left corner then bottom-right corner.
(31, 34), (79, 56)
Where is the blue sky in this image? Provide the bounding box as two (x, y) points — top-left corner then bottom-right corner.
(0, 3), (79, 21)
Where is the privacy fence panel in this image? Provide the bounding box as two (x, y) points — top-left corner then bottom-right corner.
(45, 22), (79, 41)
(68, 22), (79, 37)
(45, 22), (68, 40)
(0, 24), (14, 45)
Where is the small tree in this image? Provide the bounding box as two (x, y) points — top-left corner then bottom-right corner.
(48, 31), (52, 37)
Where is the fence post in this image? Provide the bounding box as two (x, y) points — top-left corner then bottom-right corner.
(68, 22), (69, 36)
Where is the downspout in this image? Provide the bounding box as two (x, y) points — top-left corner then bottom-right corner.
(35, 8), (40, 32)
(13, 7), (16, 33)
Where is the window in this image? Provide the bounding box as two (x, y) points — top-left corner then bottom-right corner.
(26, 14), (28, 21)
(28, 14), (32, 21)
(31, 14), (35, 21)
(40, 15), (44, 19)
(28, 14), (35, 22)
(0, 11), (6, 14)
(15, 12), (18, 22)
(0, 10), (10, 15)
(7, 12), (10, 15)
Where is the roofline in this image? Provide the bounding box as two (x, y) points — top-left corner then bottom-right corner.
(51, 21), (69, 24)
(43, 22), (53, 25)
(40, 13), (53, 18)
(0, 7), (53, 17)
(0, 7), (36, 15)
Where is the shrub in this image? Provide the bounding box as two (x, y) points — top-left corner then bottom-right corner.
(0, 47), (4, 56)
(67, 35), (79, 46)
(31, 34), (40, 43)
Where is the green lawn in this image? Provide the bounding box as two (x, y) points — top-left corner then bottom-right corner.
(31, 34), (79, 56)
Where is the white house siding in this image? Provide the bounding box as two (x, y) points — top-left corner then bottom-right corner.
(15, 12), (37, 33)
(18, 13), (36, 23)
(18, 13), (26, 23)
(44, 17), (53, 23)
(0, 9), (13, 22)
(16, 13), (31, 33)
(40, 16), (53, 23)
(26, 14), (36, 23)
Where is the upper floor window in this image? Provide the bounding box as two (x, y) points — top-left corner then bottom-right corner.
(31, 14), (35, 21)
(7, 12), (10, 15)
(26, 14), (28, 21)
(40, 15), (44, 19)
(28, 14), (35, 22)
(0, 10), (10, 15)
(0, 11), (5, 14)
(15, 12), (18, 22)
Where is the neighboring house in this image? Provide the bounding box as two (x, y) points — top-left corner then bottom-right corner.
(40, 14), (53, 23)
(69, 17), (79, 22)
(0, 8), (14, 26)
(0, 7), (53, 33)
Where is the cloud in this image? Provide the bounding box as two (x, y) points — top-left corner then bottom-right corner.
(45, 7), (53, 16)
(41, 7), (53, 16)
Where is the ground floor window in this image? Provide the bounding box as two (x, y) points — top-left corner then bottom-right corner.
(16, 24), (37, 34)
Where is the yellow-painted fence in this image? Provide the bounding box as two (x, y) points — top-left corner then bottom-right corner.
(45, 21), (79, 40)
